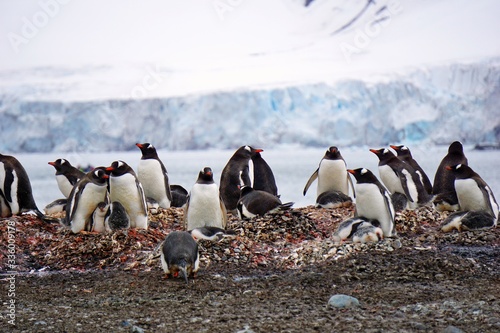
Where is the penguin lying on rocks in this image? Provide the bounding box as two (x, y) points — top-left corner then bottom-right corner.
(161, 231), (200, 284)
(189, 226), (237, 242)
(237, 185), (294, 218)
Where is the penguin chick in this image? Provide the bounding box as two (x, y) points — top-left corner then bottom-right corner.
(390, 145), (433, 194)
(170, 184), (188, 208)
(391, 192), (408, 212)
(237, 186), (294, 218)
(441, 210), (497, 232)
(48, 158), (85, 198)
(189, 226), (237, 242)
(105, 201), (130, 231)
(332, 217), (374, 243)
(136, 143), (172, 209)
(315, 190), (352, 209)
(91, 201), (108, 233)
(161, 231), (200, 284)
(352, 222), (384, 243)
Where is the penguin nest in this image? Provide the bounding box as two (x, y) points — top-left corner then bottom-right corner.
(1, 205), (498, 273)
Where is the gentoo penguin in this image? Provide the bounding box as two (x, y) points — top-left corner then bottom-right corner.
(91, 201), (108, 233)
(390, 145), (433, 194)
(251, 151), (278, 196)
(220, 145), (262, 214)
(48, 159), (85, 198)
(170, 184), (188, 208)
(161, 231), (200, 284)
(104, 201), (130, 231)
(390, 192), (408, 212)
(136, 143), (172, 209)
(332, 216), (374, 243)
(184, 167), (227, 231)
(189, 226), (237, 241)
(303, 146), (355, 200)
(432, 141), (468, 211)
(64, 167), (109, 233)
(0, 153), (44, 218)
(370, 148), (431, 209)
(352, 221), (384, 243)
(347, 168), (396, 237)
(237, 185), (294, 218)
(441, 210), (497, 232)
(446, 164), (499, 222)
(106, 160), (148, 229)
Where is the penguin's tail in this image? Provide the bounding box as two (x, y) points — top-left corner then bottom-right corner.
(280, 202), (295, 210)
(179, 262), (189, 285)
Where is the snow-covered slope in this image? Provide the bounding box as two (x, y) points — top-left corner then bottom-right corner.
(1, 58), (498, 153)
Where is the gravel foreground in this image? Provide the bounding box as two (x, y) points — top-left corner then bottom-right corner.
(1, 206), (499, 332)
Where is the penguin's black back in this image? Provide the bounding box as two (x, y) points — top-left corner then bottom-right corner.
(251, 152), (278, 196)
(163, 231), (198, 266)
(432, 142), (468, 195)
(0, 154), (39, 213)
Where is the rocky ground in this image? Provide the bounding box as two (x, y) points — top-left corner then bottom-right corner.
(1, 206), (499, 332)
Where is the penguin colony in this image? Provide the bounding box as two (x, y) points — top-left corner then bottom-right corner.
(1, 141), (498, 283)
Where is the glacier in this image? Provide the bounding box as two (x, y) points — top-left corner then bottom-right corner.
(0, 58), (499, 153)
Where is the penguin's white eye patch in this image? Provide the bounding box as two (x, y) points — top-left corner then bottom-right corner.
(244, 146), (251, 152)
(402, 146), (408, 151)
(456, 164), (462, 169)
(383, 149), (389, 154)
(62, 159), (68, 164)
(361, 168), (368, 175)
(117, 161), (124, 168)
(148, 145), (155, 150)
(94, 170), (102, 177)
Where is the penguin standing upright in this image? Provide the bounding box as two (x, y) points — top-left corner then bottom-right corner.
(220, 145), (262, 214)
(161, 231), (200, 284)
(251, 151), (278, 196)
(48, 159), (85, 198)
(432, 141), (468, 211)
(347, 168), (396, 237)
(237, 185), (294, 218)
(136, 143), (172, 209)
(0, 153), (44, 218)
(303, 146), (354, 200)
(64, 167), (109, 233)
(370, 148), (431, 209)
(184, 167), (227, 231)
(447, 164), (499, 222)
(106, 160), (148, 229)
(390, 145), (433, 194)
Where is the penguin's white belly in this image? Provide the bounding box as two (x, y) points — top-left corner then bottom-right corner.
(56, 174), (74, 198)
(317, 160), (348, 196)
(187, 184), (224, 230)
(109, 175), (147, 229)
(138, 159), (170, 208)
(70, 184), (107, 233)
(378, 165), (403, 195)
(455, 179), (488, 212)
(355, 184), (394, 236)
(0, 163), (10, 217)
(160, 252), (170, 274)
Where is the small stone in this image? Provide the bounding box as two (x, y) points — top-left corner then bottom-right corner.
(130, 325), (145, 333)
(443, 325), (464, 333)
(328, 294), (360, 309)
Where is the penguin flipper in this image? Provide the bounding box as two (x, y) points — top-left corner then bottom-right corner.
(219, 194), (228, 228)
(482, 185), (499, 220)
(183, 194), (191, 230)
(160, 161), (173, 202)
(381, 187), (395, 225)
(396, 169), (414, 203)
(347, 174), (356, 198)
(303, 169), (319, 196)
(136, 178), (148, 215)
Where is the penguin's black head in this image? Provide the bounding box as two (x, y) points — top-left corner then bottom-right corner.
(448, 141), (464, 155)
(445, 164), (474, 179)
(347, 168), (378, 183)
(369, 148), (395, 161)
(239, 185), (254, 197)
(198, 167), (214, 182)
(390, 145), (411, 157)
(48, 158), (71, 171)
(236, 146), (263, 158)
(106, 160), (133, 177)
(325, 146), (342, 160)
(136, 143), (158, 159)
(90, 167), (109, 185)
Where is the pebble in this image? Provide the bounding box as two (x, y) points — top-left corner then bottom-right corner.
(328, 294), (360, 309)
(443, 325), (464, 333)
(130, 326), (145, 333)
